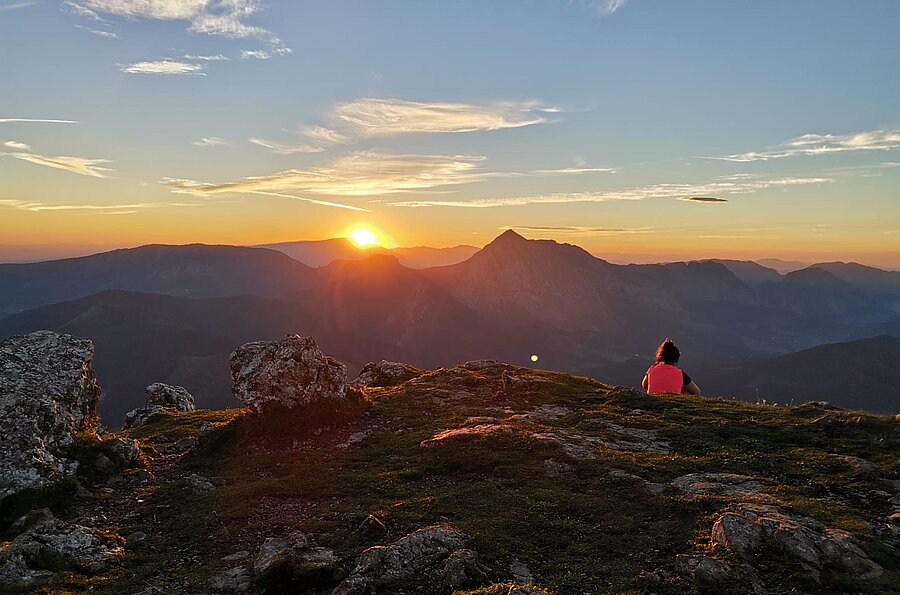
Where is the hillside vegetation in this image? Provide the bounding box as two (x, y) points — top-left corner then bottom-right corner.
(17, 362), (899, 594)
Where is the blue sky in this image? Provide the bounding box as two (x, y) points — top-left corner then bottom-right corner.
(1, 0), (898, 266)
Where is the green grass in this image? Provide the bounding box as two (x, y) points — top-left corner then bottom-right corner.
(23, 363), (899, 594)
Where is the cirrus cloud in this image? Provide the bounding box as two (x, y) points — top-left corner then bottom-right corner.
(301, 98), (559, 146)
(385, 175), (832, 208)
(2, 140), (112, 177)
(120, 59), (205, 74)
(163, 151), (489, 198)
(715, 128), (900, 162)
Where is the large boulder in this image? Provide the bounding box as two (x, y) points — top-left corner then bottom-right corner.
(253, 531), (339, 583)
(146, 382), (195, 410)
(124, 383), (195, 429)
(0, 331), (101, 499)
(711, 503), (882, 579)
(351, 361), (422, 388)
(230, 335), (348, 413)
(334, 526), (481, 594)
(0, 509), (124, 588)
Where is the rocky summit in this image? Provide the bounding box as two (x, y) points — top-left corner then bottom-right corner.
(0, 331), (101, 499)
(0, 334), (897, 594)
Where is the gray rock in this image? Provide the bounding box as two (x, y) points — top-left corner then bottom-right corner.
(334, 526), (479, 594)
(674, 554), (732, 585)
(209, 565), (252, 593)
(123, 383), (195, 429)
(543, 459), (573, 478)
(123, 404), (167, 429)
(145, 382), (195, 411)
(254, 531), (339, 581)
(352, 360), (422, 388)
(108, 437), (142, 467)
(710, 503), (882, 579)
(231, 335), (348, 413)
(0, 511), (124, 586)
(185, 473), (216, 493)
(0, 331), (101, 498)
(356, 514), (387, 539)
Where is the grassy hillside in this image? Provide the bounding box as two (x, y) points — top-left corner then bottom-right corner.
(12, 363), (900, 594)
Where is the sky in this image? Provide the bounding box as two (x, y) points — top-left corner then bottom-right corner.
(1, 0), (899, 267)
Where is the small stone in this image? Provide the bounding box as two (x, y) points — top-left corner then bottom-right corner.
(674, 554), (732, 585)
(209, 565), (251, 593)
(222, 551), (249, 562)
(184, 473), (215, 493)
(544, 459), (573, 478)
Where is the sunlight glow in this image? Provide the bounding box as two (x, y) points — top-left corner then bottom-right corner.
(346, 226), (382, 248)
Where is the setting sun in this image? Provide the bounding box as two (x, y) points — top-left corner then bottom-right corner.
(346, 226), (381, 248)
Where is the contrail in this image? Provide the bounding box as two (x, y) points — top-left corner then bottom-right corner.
(0, 118), (79, 124)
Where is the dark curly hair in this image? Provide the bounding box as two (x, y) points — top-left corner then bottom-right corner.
(655, 338), (680, 364)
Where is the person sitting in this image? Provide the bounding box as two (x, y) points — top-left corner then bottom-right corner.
(641, 338), (701, 395)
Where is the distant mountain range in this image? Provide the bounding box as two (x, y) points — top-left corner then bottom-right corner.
(256, 238), (480, 269)
(2, 230), (899, 421)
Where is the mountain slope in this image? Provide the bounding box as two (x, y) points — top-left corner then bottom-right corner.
(257, 238), (480, 269)
(0, 244), (314, 318)
(23, 362), (898, 594)
(703, 335), (900, 413)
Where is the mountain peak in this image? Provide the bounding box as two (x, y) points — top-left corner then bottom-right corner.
(488, 229), (527, 246)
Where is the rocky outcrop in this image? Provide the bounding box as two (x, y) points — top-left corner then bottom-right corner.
(334, 526), (481, 594)
(711, 503), (882, 580)
(352, 360), (422, 388)
(673, 554), (732, 587)
(0, 331), (101, 499)
(0, 509), (124, 588)
(146, 382), (196, 410)
(253, 530), (339, 583)
(124, 383), (195, 429)
(230, 335), (348, 413)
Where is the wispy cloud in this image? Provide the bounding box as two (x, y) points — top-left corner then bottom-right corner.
(0, 1), (40, 12)
(239, 49), (270, 60)
(679, 196), (728, 203)
(75, 24), (120, 38)
(192, 137), (229, 147)
(2, 141), (112, 177)
(120, 60), (205, 75)
(502, 225), (653, 236)
(0, 198), (200, 213)
(576, 0), (630, 16)
(0, 118), (78, 124)
(715, 128), (900, 162)
(249, 138), (324, 155)
(3, 141), (32, 151)
(72, 0), (287, 49)
(301, 98), (558, 146)
(387, 175), (832, 208)
(163, 151), (489, 198)
(184, 53), (229, 61)
(531, 166), (617, 175)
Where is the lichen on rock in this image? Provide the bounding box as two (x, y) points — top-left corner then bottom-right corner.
(0, 331), (101, 498)
(230, 334), (348, 413)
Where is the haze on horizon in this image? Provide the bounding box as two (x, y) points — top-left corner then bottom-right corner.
(1, 1), (898, 268)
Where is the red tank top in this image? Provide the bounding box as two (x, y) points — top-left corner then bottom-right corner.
(646, 363), (684, 394)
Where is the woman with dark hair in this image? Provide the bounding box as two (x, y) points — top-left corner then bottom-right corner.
(641, 338), (701, 395)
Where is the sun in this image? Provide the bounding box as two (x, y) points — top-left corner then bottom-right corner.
(346, 226), (381, 248)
